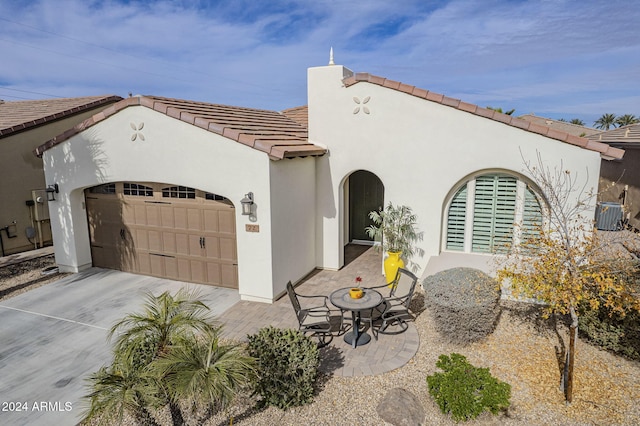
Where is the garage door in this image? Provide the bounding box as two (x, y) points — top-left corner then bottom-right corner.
(85, 182), (238, 288)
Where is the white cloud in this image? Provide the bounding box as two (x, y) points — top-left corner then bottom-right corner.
(0, 0), (638, 123)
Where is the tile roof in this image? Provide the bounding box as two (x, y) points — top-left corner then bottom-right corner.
(0, 95), (123, 138)
(518, 114), (601, 138)
(281, 105), (308, 127)
(343, 73), (624, 160)
(587, 124), (640, 148)
(35, 95), (326, 160)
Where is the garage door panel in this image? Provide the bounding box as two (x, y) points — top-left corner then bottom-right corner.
(137, 252), (151, 274)
(162, 232), (176, 254)
(174, 233), (189, 255)
(174, 207), (187, 229)
(134, 229), (149, 250)
(148, 230), (162, 252)
(220, 264), (238, 288)
(190, 260), (206, 283)
(206, 263), (221, 286)
(145, 205), (160, 226)
(218, 209), (235, 234)
(187, 208), (202, 231)
(203, 210), (220, 233)
(86, 184), (238, 289)
(149, 254), (164, 276)
(164, 257), (178, 280)
(203, 236), (220, 259)
(219, 238), (236, 261)
(160, 206), (175, 227)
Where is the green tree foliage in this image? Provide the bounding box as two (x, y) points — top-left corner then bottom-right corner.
(569, 118), (585, 126)
(427, 353), (511, 422)
(594, 113), (618, 130)
(615, 114), (639, 127)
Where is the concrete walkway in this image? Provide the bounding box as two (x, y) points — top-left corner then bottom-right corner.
(0, 268), (239, 426)
(219, 245), (420, 377)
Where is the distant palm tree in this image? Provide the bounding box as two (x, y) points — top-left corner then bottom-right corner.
(569, 118), (585, 126)
(615, 114), (639, 127)
(487, 106), (515, 115)
(594, 113), (618, 130)
(152, 330), (256, 422)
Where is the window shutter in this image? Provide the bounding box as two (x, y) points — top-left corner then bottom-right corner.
(520, 185), (543, 250)
(472, 175), (516, 253)
(446, 185), (467, 251)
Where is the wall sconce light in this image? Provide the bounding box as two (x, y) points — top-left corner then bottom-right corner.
(240, 192), (254, 216)
(46, 183), (59, 201)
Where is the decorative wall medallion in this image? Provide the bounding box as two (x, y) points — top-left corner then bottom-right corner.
(130, 122), (145, 141)
(353, 96), (371, 114)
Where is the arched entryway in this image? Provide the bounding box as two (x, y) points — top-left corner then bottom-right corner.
(347, 170), (385, 244)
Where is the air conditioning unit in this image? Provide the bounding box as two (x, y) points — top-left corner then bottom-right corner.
(595, 202), (622, 231)
(31, 190), (50, 221)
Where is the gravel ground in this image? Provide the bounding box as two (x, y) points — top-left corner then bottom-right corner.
(0, 254), (69, 302)
(3, 258), (640, 426)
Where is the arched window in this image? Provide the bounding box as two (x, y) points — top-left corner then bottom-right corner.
(445, 173), (543, 254)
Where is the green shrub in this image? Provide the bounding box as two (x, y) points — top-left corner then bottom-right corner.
(423, 268), (501, 344)
(427, 353), (511, 422)
(579, 306), (640, 361)
(247, 326), (319, 409)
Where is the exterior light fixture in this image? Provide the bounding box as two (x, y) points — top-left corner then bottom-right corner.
(240, 192), (254, 216)
(46, 183), (59, 201)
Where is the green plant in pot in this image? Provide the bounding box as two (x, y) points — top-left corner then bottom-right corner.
(365, 202), (423, 283)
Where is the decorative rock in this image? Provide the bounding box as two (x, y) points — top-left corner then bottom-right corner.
(376, 388), (425, 426)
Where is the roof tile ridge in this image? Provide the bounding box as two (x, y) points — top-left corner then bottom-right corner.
(342, 72), (622, 159)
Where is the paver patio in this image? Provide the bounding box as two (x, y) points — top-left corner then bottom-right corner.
(219, 245), (421, 377)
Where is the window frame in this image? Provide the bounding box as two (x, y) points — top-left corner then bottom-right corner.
(443, 172), (546, 254)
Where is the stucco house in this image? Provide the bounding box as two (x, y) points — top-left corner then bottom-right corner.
(35, 62), (623, 303)
(589, 124), (640, 230)
(0, 95), (122, 256)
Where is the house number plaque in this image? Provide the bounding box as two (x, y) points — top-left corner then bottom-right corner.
(245, 224), (260, 233)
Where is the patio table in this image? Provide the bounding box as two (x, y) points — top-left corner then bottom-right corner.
(330, 287), (383, 348)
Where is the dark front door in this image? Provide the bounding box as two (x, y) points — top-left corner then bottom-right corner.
(349, 170), (384, 242)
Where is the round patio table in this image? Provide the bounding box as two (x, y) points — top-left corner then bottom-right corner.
(330, 287), (383, 348)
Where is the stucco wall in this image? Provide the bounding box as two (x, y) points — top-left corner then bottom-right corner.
(42, 105), (276, 302)
(269, 157), (317, 299)
(0, 106), (117, 255)
(309, 64), (602, 277)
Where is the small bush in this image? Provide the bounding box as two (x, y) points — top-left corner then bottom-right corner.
(579, 306), (640, 361)
(423, 268), (501, 344)
(427, 353), (511, 422)
(247, 326), (319, 409)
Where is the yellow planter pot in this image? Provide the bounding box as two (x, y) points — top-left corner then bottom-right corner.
(384, 251), (405, 284)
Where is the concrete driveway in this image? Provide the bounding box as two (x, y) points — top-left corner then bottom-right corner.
(0, 268), (240, 426)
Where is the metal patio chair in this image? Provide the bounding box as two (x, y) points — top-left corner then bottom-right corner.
(361, 268), (419, 337)
(286, 281), (333, 347)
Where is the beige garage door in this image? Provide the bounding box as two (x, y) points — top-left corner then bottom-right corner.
(86, 183), (238, 288)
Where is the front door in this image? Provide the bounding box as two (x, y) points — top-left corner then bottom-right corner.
(349, 170), (384, 242)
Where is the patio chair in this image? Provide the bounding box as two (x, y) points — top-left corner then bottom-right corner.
(286, 281), (333, 347)
(361, 268), (419, 337)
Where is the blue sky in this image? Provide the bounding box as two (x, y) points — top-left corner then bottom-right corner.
(1, 0), (638, 126)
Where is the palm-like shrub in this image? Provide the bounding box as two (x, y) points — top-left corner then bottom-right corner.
(151, 329), (256, 417)
(83, 289), (255, 425)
